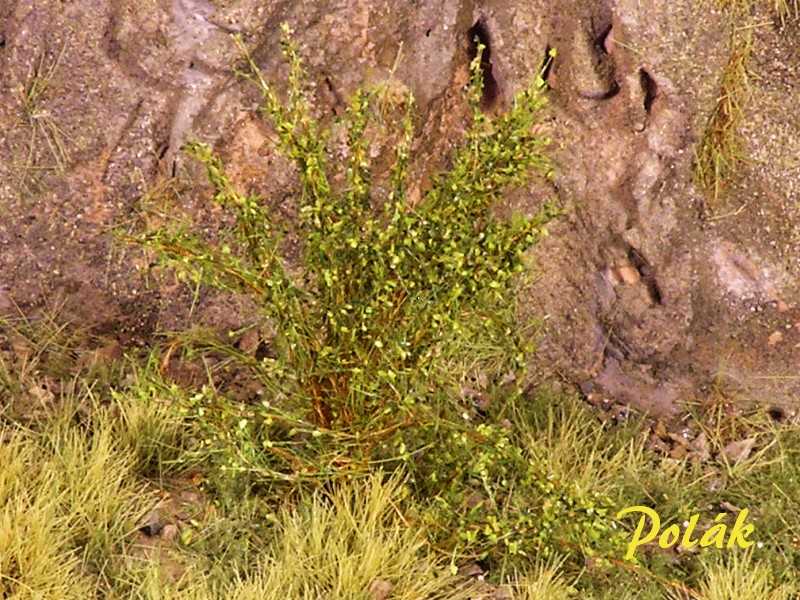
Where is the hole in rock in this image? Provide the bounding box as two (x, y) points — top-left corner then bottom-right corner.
(324, 76), (342, 115)
(467, 18), (499, 108)
(595, 22), (613, 55)
(599, 80), (620, 100)
(768, 406), (786, 422)
(540, 44), (555, 86)
(627, 246), (663, 305)
(639, 68), (658, 113)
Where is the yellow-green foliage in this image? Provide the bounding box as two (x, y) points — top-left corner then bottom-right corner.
(4, 320), (800, 598)
(413, 414), (627, 567)
(123, 477), (586, 599)
(221, 476), (477, 599)
(135, 24), (582, 566)
(137, 24), (556, 432)
(506, 560), (575, 600)
(0, 407), (152, 597)
(680, 554), (796, 600)
(131, 23), (635, 569)
(519, 389), (646, 499)
(111, 356), (188, 478)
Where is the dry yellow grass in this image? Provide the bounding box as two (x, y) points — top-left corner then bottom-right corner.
(218, 476), (478, 599)
(694, 22), (752, 206)
(669, 553), (796, 600)
(0, 410), (153, 598)
(696, 0), (797, 207)
(773, 0), (800, 23)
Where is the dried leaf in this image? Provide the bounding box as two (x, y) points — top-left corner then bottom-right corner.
(721, 437), (756, 464)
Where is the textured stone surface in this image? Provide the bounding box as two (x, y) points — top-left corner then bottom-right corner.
(0, 0), (798, 415)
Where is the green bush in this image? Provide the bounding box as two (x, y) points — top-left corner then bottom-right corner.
(131, 26), (627, 569)
(138, 25), (555, 428)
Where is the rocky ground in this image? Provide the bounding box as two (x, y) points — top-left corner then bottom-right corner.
(1, 0), (798, 418)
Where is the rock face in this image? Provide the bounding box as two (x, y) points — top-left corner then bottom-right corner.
(1, 0), (798, 415)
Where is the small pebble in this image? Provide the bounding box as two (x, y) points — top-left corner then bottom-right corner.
(617, 265), (641, 285)
(161, 524), (179, 542)
(768, 331), (783, 346)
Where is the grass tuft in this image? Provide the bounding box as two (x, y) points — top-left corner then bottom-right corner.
(15, 40), (71, 194)
(772, 0), (800, 24)
(698, 0), (799, 207)
(686, 553), (796, 600)
(694, 21), (752, 207)
(507, 559), (575, 600)
(0, 403), (154, 597)
(222, 475), (477, 599)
